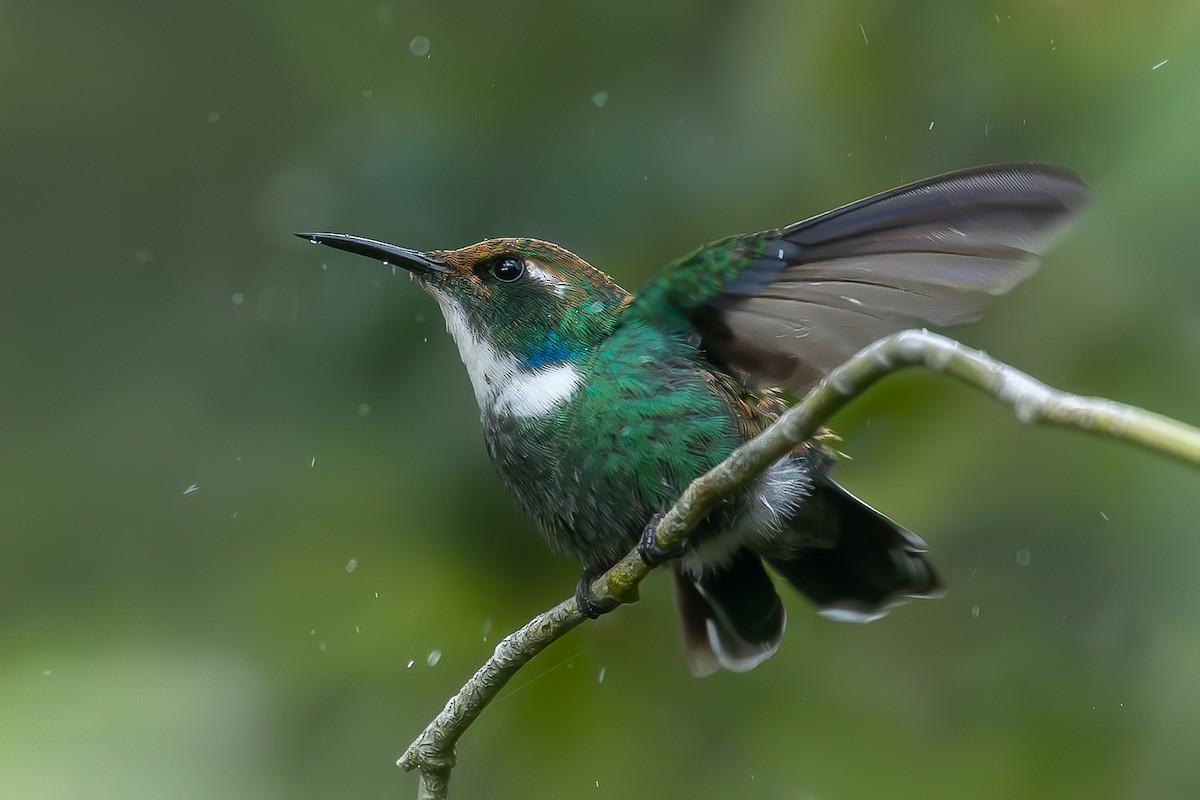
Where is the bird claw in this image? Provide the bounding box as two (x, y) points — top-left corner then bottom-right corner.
(575, 572), (618, 619)
(637, 513), (686, 566)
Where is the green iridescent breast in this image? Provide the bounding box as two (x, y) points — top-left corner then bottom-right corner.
(482, 316), (747, 569)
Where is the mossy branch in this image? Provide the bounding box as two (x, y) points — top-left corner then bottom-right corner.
(396, 329), (1200, 798)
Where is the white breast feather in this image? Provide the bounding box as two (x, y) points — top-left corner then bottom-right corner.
(681, 456), (810, 578)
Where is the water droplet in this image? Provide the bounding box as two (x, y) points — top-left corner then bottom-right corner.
(591, 91), (609, 108)
(207, 111), (220, 123)
(358, 403), (372, 417)
(319, 640), (327, 652)
(231, 292), (245, 306)
(42, 669), (52, 678)
(481, 619), (493, 641)
(598, 667), (606, 684)
(361, 89), (373, 99)
(309, 629), (317, 636)
(971, 604), (981, 619)
(1100, 510), (1109, 521)
(345, 558), (358, 573)
(182, 483), (199, 495)
(308, 237), (320, 244)
(406, 659), (415, 669)
(355, 625), (360, 634)
(1015, 547), (1031, 567)
(310, 455), (317, 468)
(426, 649), (442, 667)
(410, 35), (431, 57)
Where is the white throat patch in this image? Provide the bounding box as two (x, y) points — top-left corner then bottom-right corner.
(430, 292), (582, 418)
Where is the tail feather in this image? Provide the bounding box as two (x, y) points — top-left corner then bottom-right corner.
(673, 481), (941, 675)
(673, 549), (785, 677)
(767, 481), (943, 622)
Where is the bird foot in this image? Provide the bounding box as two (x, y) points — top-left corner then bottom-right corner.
(637, 513), (686, 567)
(575, 571), (618, 619)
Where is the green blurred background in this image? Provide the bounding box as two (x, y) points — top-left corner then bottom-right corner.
(3, 1), (1199, 798)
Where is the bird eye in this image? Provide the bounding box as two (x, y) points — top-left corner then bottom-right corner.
(490, 256), (525, 282)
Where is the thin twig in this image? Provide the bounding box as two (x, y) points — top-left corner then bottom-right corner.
(397, 329), (1200, 797)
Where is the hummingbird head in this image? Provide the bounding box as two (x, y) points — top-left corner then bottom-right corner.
(298, 233), (630, 418)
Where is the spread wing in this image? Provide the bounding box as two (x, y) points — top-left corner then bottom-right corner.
(630, 163), (1090, 391)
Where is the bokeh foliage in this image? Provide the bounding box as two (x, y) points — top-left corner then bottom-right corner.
(3, 1), (1199, 798)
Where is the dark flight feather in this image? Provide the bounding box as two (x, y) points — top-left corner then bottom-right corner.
(634, 163), (1091, 390)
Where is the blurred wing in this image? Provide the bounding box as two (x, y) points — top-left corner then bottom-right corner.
(631, 163), (1090, 390)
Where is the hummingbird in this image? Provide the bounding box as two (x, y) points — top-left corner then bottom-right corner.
(299, 163), (1089, 676)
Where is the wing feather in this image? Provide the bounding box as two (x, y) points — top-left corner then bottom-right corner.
(633, 163), (1090, 390)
